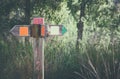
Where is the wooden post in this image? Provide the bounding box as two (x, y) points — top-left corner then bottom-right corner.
(10, 18), (67, 79)
(33, 38), (44, 79)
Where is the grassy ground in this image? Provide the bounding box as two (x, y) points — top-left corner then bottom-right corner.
(0, 33), (120, 79)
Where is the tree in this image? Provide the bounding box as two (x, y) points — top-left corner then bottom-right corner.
(67, 0), (120, 47)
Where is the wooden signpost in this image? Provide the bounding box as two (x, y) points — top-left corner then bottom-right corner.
(10, 17), (67, 79)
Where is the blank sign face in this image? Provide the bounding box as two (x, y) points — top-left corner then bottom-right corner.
(50, 26), (60, 35)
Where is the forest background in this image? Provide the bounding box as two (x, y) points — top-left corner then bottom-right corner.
(0, 0), (120, 79)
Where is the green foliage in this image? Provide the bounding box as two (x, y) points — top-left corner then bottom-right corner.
(67, 0), (120, 29)
(0, 0), (120, 79)
(1, 33), (120, 79)
(74, 42), (120, 79)
(43, 35), (120, 79)
(0, 35), (33, 79)
(45, 40), (77, 79)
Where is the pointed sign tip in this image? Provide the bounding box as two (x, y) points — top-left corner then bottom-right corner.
(62, 26), (67, 35)
(10, 25), (30, 36)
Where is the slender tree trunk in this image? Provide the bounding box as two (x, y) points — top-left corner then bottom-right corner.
(76, 0), (86, 48)
(25, 0), (31, 24)
(24, 0), (31, 43)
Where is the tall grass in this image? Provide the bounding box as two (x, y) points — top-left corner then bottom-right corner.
(74, 42), (120, 79)
(0, 33), (120, 79)
(0, 34), (33, 79)
(44, 36), (120, 79)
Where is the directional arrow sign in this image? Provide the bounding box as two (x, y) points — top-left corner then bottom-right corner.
(10, 25), (30, 36)
(48, 25), (67, 36)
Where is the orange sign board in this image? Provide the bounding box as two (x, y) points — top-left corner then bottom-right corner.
(19, 27), (29, 36)
(41, 25), (45, 37)
(10, 25), (30, 37)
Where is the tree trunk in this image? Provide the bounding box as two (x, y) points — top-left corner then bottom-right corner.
(25, 0), (31, 24)
(76, 0), (86, 48)
(24, 0), (31, 43)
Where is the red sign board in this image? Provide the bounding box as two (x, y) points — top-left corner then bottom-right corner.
(33, 18), (44, 24)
